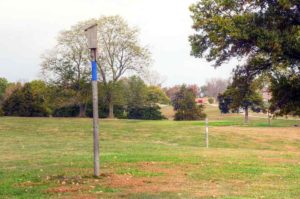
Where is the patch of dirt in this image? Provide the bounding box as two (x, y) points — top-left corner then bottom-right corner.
(47, 162), (247, 198)
(46, 185), (89, 193)
(97, 162), (236, 197)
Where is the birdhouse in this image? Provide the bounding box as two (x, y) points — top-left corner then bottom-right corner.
(85, 24), (97, 49)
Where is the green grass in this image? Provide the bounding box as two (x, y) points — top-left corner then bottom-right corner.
(0, 114), (300, 198)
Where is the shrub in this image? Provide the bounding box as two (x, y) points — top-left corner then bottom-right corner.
(128, 106), (165, 120)
(208, 98), (214, 104)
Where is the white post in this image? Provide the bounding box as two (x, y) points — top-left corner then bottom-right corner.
(205, 118), (209, 148)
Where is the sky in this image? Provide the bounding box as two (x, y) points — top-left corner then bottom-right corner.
(0, 0), (236, 86)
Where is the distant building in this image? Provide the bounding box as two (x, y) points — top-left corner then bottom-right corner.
(195, 97), (209, 105)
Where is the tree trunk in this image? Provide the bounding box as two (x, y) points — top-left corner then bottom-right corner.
(244, 107), (249, 124)
(79, 103), (87, 117)
(108, 101), (114, 118)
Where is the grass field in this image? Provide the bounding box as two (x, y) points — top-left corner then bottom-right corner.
(1, 106), (300, 198)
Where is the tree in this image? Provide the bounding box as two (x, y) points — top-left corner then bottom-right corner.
(190, 0), (300, 68)
(146, 86), (170, 105)
(217, 93), (232, 114)
(95, 16), (151, 118)
(221, 65), (265, 123)
(0, 77), (8, 104)
(189, 1), (300, 112)
(2, 82), (22, 102)
(142, 69), (167, 87)
(125, 76), (148, 109)
(165, 84), (200, 102)
(2, 83), (49, 117)
(270, 70), (300, 116)
(41, 20), (91, 117)
(124, 76), (165, 120)
(172, 85), (206, 121)
(202, 78), (229, 100)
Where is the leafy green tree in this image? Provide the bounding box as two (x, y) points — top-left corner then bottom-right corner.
(125, 76), (148, 108)
(190, 0), (300, 68)
(172, 85), (206, 121)
(124, 76), (165, 120)
(146, 86), (170, 105)
(221, 65), (265, 123)
(217, 93), (232, 114)
(270, 71), (300, 116)
(190, 0), (300, 114)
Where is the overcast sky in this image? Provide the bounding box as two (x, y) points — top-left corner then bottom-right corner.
(0, 0), (236, 86)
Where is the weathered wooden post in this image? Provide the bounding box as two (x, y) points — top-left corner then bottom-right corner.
(205, 118), (209, 148)
(85, 24), (100, 177)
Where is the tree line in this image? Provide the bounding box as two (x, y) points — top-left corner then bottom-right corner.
(0, 76), (209, 121)
(0, 76), (170, 120)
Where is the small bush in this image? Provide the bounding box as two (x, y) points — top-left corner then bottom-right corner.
(208, 98), (214, 104)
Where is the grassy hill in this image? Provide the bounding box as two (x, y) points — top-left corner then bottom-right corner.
(0, 115), (300, 198)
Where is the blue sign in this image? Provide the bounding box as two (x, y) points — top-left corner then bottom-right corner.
(92, 61), (97, 81)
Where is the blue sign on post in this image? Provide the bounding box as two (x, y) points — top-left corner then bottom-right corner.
(92, 61), (97, 81)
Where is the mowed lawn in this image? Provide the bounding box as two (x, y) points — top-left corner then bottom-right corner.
(1, 113), (300, 198)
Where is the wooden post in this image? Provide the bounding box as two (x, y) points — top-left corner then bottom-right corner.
(205, 118), (209, 148)
(91, 49), (100, 177)
(85, 24), (100, 177)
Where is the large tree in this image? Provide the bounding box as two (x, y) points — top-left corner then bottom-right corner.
(41, 21), (91, 117)
(95, 16), (151, 118)
(42, 16), (150, 118)
(190, 0), (300, 115)
(270, 69), (300, 116)
(190, 0), (300, 67)
(221, 64), (265, 123)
